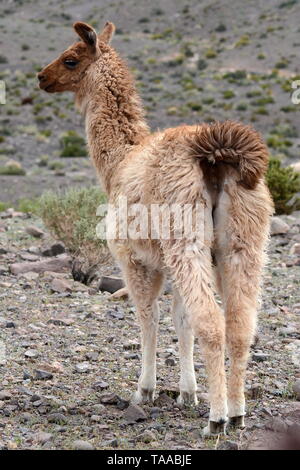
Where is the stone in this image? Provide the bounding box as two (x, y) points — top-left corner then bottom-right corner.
(252, 352), (270, 362)
(123, 404), (147, 423)
(41, 242), (65, 257)
(165, 358), (176, 366)
(72, 440), (94, 451)
(270, 217), (289, 236)
(75, 362), (91, 373)
(33, 432), (53, 444)
(25, 226), (45, 238)
(24, 349), (39, 359)
(10, 255), (72, 275)
(98, 276), (124, 294)
(0, 391), (11, 400)
(290, 243), (300, 256)
(47, 413), (68, 425)
(34, 369), (53, 381)
(293, 379), (300, 400)
(50, 278), (72, 293)
(92, 381), (109, 391)
(136, 430), (157, 443)
(218, 440), (239, 450)
(21, 272), (39, 281)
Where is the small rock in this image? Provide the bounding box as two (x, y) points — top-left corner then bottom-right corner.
(72, 440), (94, 451)
(92, 381), (109, 391)
(123, 342), (141, 351)
(136, 430), (157, 443)
(92, 404), (106, 413)
(218, 440), (239, 450)
(110, 287), (128, 299)
(165, 358), (176, 367)
(252, 352), (270, 362)
(91, 415), (102, 423)
(100, 392), (120, 405)
(47, 413), (68, 425)
(0, 391), (11, 400)
(10, 255), (72, 275)
(246, 383), (263, 399)
(24, 349), (39, 359)
(293, 379), (300, 400)
(75, 362), (91, 373)
(99, 276), (124, 294)
(0, 265), (7, 275)
(270, 217), (289, 236)
(290, 243), (300, 256)
(51, 278), (72, 293)
(5, 321), (16, 328)
(41, 242), (65, 257)
(34, 370), (53, 381)
(21, 272), (39, 281)
(123, 404), (147, 423)
(33, 431), (53, 444)
(25, 226), (45, 238)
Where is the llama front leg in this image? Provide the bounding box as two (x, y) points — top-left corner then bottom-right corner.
(121, 261), (164, 404)
(132, 299), (160, 403)
(172, 288), (198, 406)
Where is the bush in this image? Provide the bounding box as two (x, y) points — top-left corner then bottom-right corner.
(59, 130), (87, 157)
(266, 158), (300, 214)
(0, 161), (26, 176)
(38, 187), (108, 263)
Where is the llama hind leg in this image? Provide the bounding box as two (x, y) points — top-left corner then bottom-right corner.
(122, 261), (164, 404)
(172, 287), (197, 406)
(219, 253), (259, 429)
(214, 180), (272, 429)
(162, 240), (228, 435)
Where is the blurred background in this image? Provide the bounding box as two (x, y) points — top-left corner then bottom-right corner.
(0, 0), (300, 208)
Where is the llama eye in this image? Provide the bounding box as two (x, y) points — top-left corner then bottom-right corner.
(64, 59), (79, 69)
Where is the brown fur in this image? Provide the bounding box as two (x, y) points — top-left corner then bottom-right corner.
(38, 21), (274, 436)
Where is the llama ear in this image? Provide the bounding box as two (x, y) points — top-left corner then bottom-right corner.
(98, 21), (115, 44)
(73, 22), (98, 51)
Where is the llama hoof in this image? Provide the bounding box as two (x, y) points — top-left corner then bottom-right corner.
(228, 415), (245, 429)
(177, 391), (198, 407)
(131, 388), (155, 404)
(202, 419), (227, 437)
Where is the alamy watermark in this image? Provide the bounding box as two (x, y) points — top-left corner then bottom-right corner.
(96, 196), (206, 243)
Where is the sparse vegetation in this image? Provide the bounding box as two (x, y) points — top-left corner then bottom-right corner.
(59, 130), (87, 157)
(266, 158), (300, 214)
(38, 186), (108, 261)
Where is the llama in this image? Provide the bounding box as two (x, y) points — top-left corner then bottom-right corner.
(38, 21), (274, 436)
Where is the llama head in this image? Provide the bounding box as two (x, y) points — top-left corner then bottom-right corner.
(37, 21), (115, 93)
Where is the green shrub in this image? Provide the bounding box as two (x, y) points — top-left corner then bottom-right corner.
(266, 158), (300, 214)
(59, 130), (87, 157)
(0, 163), (26, 176)
(38, 187), (108, 262)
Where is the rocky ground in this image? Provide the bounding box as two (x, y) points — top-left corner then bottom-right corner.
(0, 208), (299, 450)
(1, 0), (300, 204)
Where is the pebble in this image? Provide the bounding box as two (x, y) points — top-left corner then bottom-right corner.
(75, 362), (91, 373)
(123, 404), (147, 423)
(47, 413), (68, 425)
(270, 217), (289, 235)
(34, 369), (53, 381)
(33, 431), (53, 444)
(292, 379), (300, 400)
(72, 440), (94, 451)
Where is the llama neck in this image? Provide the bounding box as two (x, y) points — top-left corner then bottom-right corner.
(76, 58), (150, 194)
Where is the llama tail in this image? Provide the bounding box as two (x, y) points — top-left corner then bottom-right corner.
(187, 120), (269, 189)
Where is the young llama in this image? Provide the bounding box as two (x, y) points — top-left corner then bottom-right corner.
(38, 21), (274, 436)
